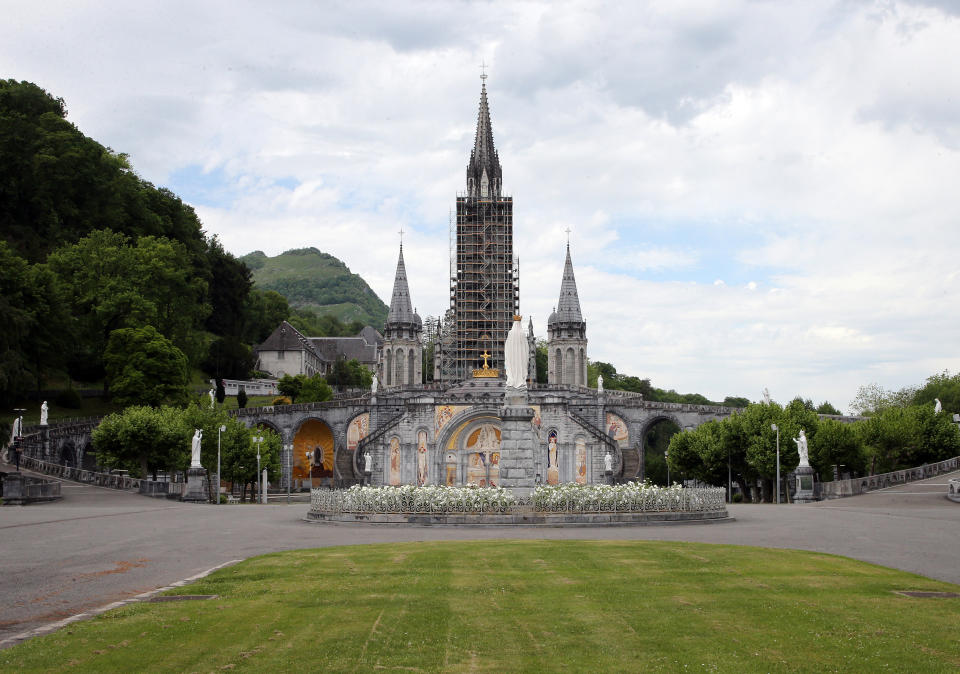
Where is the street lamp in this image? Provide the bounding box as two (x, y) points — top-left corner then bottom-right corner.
(253, 434), (263, 504)
(217, 425), (226, 505)
(771, 423), (780, 505)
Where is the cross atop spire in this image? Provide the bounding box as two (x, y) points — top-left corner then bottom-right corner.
(479, 60), (488, 83)
(565, 227), (571, 247)
(398, 226), (405, 246)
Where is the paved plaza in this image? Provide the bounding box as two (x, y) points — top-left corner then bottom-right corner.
(2, 465), (958, 647)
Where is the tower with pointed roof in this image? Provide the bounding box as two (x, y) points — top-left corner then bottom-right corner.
(445, 75), (518, 381)
(381, 244), (422, 387)
(547, 243), (588, 386)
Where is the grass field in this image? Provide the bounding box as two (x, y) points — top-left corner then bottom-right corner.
(2, 540), (958, 672)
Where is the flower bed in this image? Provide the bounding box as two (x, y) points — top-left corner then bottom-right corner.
(310, 483), (726, 515)
(533, 483), (724, 513)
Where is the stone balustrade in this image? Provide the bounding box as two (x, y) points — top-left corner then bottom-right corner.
(820, 456), (959, 499)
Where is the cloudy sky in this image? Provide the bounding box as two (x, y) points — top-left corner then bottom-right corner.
(4, 0), (959, 412)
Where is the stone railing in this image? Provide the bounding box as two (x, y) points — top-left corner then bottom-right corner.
(19, 456), (142, 491)
(1, 472), (62, 504)
(948, 477), (960, 504)
(820, 456), (960, 499)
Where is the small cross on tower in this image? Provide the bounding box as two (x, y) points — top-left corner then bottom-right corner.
(398, 226), (405, 246)
(479, 60), (488, 83)
(565, 227), (572, 245)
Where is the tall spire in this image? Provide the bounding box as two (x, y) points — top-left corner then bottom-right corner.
(387, 244), (415, 324)
(466, 76), (502, 197)
(555, 243), (583, 323)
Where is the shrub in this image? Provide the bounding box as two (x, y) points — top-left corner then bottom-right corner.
(271, 396), (292, 406)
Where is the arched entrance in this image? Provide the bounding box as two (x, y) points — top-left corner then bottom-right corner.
(435, 411), (502, 487)
(293, 419), (334, 487)
(641, 415), (682, 485)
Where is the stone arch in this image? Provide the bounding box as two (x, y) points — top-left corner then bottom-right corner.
(293, 417), (335, 486)
(434, 408), (502, 487)
(415, 426), (430, 485)
(639, 413), (684, 485)
(59, 439), (77, 468)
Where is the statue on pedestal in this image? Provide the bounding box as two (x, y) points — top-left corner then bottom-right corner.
(371, 373), (378, 395)
(793, 429), (809, 468)
(504, 316), (529, 390)
(935, 398), (942, 414)
(597, 375), (604, 394)
(208, 389), (215, 409)
(191, 429), (203, 468)
(363, 452), (372, 474)
(40, 401), (48, 426)
(604, 451), (613, 473)
(762, 387), (771, 405)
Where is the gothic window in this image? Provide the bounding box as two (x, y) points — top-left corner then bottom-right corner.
(385, 349), (392, 386)
(396, 349), (405, 386)
(565, 347), (576, 386)
(408, 347), (416, 384)
(555, 348), (562, 384)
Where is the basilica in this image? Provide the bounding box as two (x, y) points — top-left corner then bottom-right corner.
(247, 78), (731, 490)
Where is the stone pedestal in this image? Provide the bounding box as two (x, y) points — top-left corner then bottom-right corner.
(794, 465), (816, 503)
(181, 466), (209, 503)
(499, 389), (536, 498)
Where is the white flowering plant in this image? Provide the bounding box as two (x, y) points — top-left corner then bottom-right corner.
(310, 482), (725, 514)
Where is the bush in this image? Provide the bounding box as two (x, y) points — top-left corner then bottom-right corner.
(732, 493), (743, 503)
(271, 396), (292, 406)
(237, 387), (248, 409)
(54, 388), (83, 409)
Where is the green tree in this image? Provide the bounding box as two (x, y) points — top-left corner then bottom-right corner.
(911, 370), (960, 416)
(535, 339), (548, 384)
(104, 325), (189, 407)
(277, 374), (303, 402)
(816, 401), (843, 415)
(300, 374), (333, 403)
(243, 289), (290, 344)
(92, 405), (186, 478)
(811, 419), (866, 479)
(722, 396), (751, 408)
(237, 387), (248, 409)
(221, 425), (281, 502)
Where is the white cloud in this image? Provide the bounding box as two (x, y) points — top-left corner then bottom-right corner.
(3, 0), (960, 413)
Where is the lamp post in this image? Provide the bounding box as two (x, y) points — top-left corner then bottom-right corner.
(217, 424), (226, 505)
(665, 449), (670, 486)
(253, 434), (263, 504)
(771, 423), (780, 505)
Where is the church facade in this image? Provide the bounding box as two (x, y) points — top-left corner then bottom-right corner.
(242, 79), (735, 490)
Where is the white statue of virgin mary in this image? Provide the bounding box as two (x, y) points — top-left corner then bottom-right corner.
(504, 316), (529, 390)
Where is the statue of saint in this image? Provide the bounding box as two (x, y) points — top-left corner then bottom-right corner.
(793, 429), (809, 468)
(364, 452), (372, 474)
(604, 451), (613, 473)
(190, 429), (203, 468)
(40, 401), (48, 426)
(762, 388), (771, 405)
(208, 389), (215, 409)
(935, 398), (942, 414)
(371, 373), (379, 394)
(504, 316), (529, 390)
(597, 375), (604, 394)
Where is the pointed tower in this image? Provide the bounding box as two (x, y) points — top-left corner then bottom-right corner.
(547, 243), (587, 386)
(448, 74), (517, 381)
(381, 244), (422, 388)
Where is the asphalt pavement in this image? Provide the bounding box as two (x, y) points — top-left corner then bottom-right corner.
(1, 463), (958, 647)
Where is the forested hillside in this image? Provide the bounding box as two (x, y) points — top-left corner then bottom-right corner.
(242, 248), (388, 329)
(0, 80), (285, 404)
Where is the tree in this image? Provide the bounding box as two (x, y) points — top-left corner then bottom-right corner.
(237, 387), (248, 409)
(92, 405), (186, 478)
(535, 340), (548, 384)
(277, 374), (303, 402)
(816, 401), (843, 415)
(104, 325), (189, 407)
(242, 289), (290, 344)
(215, 379), (225, 404)
(812, 419), (866, 479)
(300, 374), (333, 403)
(912, 370), (960, 416)
(723, 396), (750, 408)
(203, 336), (255, 380)
(221, 425), (281, 502)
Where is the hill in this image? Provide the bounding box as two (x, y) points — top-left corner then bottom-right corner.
(241, 248), (388, 329)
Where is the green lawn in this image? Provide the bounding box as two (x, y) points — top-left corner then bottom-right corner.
(3, 541), (958, 672)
